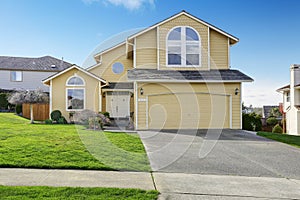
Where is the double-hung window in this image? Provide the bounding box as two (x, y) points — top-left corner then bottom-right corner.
(167, 26), (201, 67)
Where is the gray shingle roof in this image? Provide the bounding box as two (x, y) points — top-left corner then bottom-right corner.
(127, 69), (253, 82)
(0, 56), (73, 71)
(103, 82), (133, 90)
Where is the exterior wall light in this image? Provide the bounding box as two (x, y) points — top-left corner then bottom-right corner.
(235, 88), (239, 95)
(140, 88), (144, 95)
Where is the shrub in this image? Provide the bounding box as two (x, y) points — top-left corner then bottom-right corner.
(266, 117), (278, 127)
(0, 93), (9, 110)
(15, 104), (22, 115)
(100, 112), (110, 118)
(51, 110), (62, 122)
(45, 119), (53, 124)
(58, 116), (68, 124)
(242, 113), (262, 131)
(74, 109), (110, 128)
(272, 124), (283, 134)
(89, 117), (103, 130)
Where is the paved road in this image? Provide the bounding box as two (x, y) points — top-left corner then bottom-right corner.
(139, 129), (300, 179)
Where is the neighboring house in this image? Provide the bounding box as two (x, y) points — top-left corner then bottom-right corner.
(277, 64), (300, 135)
(0, 56), (72, 92)
(262, 105), (279, 119)
(43, 11), (253, 130)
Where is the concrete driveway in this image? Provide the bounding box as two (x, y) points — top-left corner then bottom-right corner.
(138, 129), (300, 179)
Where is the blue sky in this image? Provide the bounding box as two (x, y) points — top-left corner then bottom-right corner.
(1, 0), (300, 107)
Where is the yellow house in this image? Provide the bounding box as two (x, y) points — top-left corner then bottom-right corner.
(43, 11), (253, 130)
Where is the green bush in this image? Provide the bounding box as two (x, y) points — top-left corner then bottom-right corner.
(15, 104), (22, 115)
(242, 113), (262, 131)
(0, 93), (9, 110)
(58, 116), (68, 124)
(272, 124), (283, 134)
(100, 112), (110, 118)
(45, 119), (53, 124)
(51, 110), (62, 122)
(266, 117), (278, 127)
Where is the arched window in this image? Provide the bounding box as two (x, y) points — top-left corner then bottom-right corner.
(167, 26), (201, 67)
(66, 76), (85, 86)
(66, 75), (85, 111)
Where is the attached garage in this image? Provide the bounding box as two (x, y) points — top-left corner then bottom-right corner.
(148, 93), (230, 129)
(128, 69), (253, 130)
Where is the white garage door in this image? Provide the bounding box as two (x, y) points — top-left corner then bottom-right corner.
(147, 93), (230, 129)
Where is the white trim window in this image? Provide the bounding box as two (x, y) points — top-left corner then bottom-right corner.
(66, 75), (85, 111)
(286, 91), (290, 103)
(167, 26), (201, 67)
(66, 88), (85, 110)
(66, 75), (85, 86)
(10, 71), (23, 82)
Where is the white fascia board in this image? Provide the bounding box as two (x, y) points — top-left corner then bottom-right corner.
(86, 61), (102, 71)
(127, 11), (239, 43)
(128, 79), (252, 83)
(93, 42), (126, 59)
(43, 65), (106, 84)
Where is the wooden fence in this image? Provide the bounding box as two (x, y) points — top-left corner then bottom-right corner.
(22, 103), (49, 121)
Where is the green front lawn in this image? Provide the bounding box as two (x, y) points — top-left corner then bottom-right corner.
(257, 131), (300, 148)
(0, 113), (150, 171)
(0, 186), (159, 200)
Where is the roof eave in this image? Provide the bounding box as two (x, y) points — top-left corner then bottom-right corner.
(42, 65), (106, 84)
(127, 11), (239, 43)
(127, 79), (253, 83)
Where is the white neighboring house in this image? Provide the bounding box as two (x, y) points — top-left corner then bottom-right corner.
(0, 56), (72, 92)
(277, 64), (300, 135)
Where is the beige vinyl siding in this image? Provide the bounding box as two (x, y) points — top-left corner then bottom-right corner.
(158, 14), (209, 70)
(89, 44), (133, 82)
(210, 29), (229, 69)
(136, 82), (241, 130)
(231, 83), (241, 128)
(136, 29), (157, 69)
(51, 68), (101, 120)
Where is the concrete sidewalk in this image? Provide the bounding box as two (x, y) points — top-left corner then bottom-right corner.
(154, 172), (300, 199)
(1, 168), (300, 199)
(0, 168), (155, 190)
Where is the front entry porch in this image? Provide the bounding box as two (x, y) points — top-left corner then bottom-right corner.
(101, 83), (134, 130)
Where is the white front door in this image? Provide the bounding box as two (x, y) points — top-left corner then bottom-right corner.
(106, 91), (130, 118)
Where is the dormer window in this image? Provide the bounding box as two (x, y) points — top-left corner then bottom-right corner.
(167, 26), (201, 67)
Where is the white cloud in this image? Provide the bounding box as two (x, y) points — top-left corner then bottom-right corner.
(82, 0), (155, 11)
(242, 80), (283, 107)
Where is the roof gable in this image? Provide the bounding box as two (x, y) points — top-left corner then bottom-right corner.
(93, 10), (239, 59)
(128, 10), (239, 44)
(43, 65), (106, 85)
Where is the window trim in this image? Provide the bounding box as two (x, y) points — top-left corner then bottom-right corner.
(66, 88), (86, 111)
(166, 26), (201, 67)
(10, 71), (23, 82)
(66, 75), (85, 86)
(286, 91), (290, 103)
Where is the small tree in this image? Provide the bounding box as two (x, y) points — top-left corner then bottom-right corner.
(270, 107), (282, 118)
(266, 117), (278, 127)
(8, 89), (49, 124)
